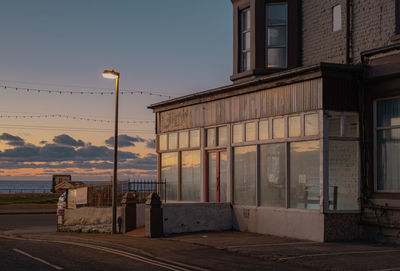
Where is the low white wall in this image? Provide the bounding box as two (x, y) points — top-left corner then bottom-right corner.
(63, 206), (122, 233)
(162, 203), (232, 234)
(233, 205), (325, 242)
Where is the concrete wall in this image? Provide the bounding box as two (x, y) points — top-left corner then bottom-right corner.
(62, 204), (145, 233)
(162, 203), (232, 235)
(232, 206), (325, 242)
(63, 207), (122, 233)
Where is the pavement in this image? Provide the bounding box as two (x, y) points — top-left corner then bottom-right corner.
(2, 205), (400, 270)
(0, 203), (56, 215)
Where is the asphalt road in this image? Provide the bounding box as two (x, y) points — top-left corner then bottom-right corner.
(0, 237), (179, 271)
(0, 213), (56, 234)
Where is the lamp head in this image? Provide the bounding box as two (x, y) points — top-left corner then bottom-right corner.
(102, 69), (120, 80)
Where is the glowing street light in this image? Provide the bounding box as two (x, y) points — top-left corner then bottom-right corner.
(102, 69), (120, 234)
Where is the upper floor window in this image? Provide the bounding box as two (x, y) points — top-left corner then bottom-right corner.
(240, 9), (251, 72)
(266, 3), (287, 68)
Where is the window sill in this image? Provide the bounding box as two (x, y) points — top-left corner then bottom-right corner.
(390, 34), (400, 42)
(230, 68), (287, 83)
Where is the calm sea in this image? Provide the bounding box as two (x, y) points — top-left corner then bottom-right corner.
(0, 180), (52, 194)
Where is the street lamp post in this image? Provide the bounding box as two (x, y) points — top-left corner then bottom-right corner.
(102, 69), (120, 234)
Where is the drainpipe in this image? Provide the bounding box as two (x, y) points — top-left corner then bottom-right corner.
(346, 0), (353, 64)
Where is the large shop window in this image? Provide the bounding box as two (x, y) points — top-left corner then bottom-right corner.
(234, 145), (257, 205)
(260, 143), (286, 207)
(181, 150), (201, 201)
(161, 152), (178, 201)
(290, 141), (320, 210)
(376, 98), (400, 192)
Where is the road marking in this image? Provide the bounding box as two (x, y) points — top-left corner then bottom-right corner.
(13, 248), (63, 270)
(279, 249), (400, 260)
(220, 241), (317, 249)
(3, 236), (207, 271)
(373, 268), (400, 271)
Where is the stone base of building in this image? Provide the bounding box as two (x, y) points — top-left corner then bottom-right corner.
(232, 205), (360, 242)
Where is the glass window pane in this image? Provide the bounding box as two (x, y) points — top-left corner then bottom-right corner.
(377, 98), (400, 127)
(344, 113), (358, 137)
(181, 150), (201, 201)
(207, 128), (216, 147)
(267, 4), (287, 25)
(218, 126), (227, 146)
(305, 113), (319, 136)
(233, 124), (243, 143)
(245, 122), (257, 141)
(159, 134), (167, 151)
(220, 152), (228, 202)
(260, 143), (286, 207)
(190, 129), (200, 148)
(234, 146), (257, 205)
(273, 118), (285, 139)
(208, 152), (217, 202)
(168, 132), (177, 150)
(268, 26), (286, 47)
(242, 32), (250, 50)
(267, 48), (286, 68)
(179, 131), (189, 149)
(241, 9), (250, 30)
(259, 120), (269, 140)
(241, 52), (250, 72)
(327, 112), (342, 137)
(329, 141), (359, 210)
(377, 128), (400, 191)
(290, 141), (320, 210)
(161, 152), (178, 201)
(289, 116), (301, 137)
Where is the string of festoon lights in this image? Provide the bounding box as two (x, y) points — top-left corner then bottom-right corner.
(0, 113), (154, 124)
(0, 84), (175, 99)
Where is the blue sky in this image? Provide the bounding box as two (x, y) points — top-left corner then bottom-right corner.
(0, 0), (233, 181)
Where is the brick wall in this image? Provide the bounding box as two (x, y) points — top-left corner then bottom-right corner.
(302, 0), (397, 66)
(352, 0), (396, 63)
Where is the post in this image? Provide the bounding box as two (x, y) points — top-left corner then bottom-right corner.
(112, 75), (120, 234)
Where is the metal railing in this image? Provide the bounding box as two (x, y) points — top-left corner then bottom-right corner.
(70, 179), (165, 207)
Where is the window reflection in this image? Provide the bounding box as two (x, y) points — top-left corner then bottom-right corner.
(273, 118), (285, 138)
(181, 150), (201, 201)
(305, 113), (319, 136)
(290, 141), (320, 210)
(260, 143), (286, 207)
(161, 152), (178, 201)
(190, 129), (200, 148)
(179, 131), (189, 149)
(234, 145), (257, 205)
(246, 122), (257, 141)
(168, 132), (177, 150)
(159, 134), (167, 151)
(259, 120), (269, 140)
(233, 124), (243, 143)
(289, 116), (301, 137)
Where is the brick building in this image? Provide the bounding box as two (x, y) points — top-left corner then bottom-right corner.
(149, 0), (400, 242)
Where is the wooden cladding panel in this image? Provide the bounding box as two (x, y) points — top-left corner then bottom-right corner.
(158, 79), (322, 133)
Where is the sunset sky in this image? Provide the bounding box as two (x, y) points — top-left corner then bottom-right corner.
(0, 0), (232, 181)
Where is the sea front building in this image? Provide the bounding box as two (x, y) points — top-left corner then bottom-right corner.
(149, 0), (400, 242)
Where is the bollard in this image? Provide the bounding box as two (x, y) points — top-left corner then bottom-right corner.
(145, 192), (163, 238)
(120, 192), (138, 233)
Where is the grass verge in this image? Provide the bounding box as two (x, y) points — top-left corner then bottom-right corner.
(0, 193), (61, 205)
